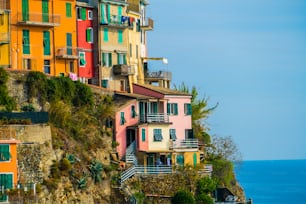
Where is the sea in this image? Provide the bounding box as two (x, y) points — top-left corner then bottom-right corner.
(234, 159), (306, 204)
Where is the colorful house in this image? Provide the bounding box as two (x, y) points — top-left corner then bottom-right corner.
(0, 139), (19, 202)
(98, 0), (134, 91)
(0, 8), (10, 68)
(76, 1), (96, 83)
(114, 84), (201, 168)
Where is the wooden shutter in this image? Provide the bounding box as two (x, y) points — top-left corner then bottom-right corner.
(66, 33), (72, 55)
(43, 31), (50, 55)
(142, 129), (146, 142)
(103, 28), (108, 42)
(118, 30), (123, 44)
(86, 28), (91, 42)
(42, 0), (49, 22)
(81, 8), (86, 20)
(66, 3), (71, 17)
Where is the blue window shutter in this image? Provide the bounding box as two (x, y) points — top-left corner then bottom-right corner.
(104, 28), (108, 42)
(118, 30), (123, 44)
(174, 103), (178, 115)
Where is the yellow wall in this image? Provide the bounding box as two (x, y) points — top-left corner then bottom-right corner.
(147, 124), (170, 151)
(0, 10), (10, 67)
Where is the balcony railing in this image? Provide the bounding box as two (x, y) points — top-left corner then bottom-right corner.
(170, 139), (199, 149)
(141, 18), (154, 31)
(145, 71), (172, 81)
(100, 14), (132, 29)
(17, 12), (60, 27)
(56, 47), (79, 59)
(139, 113), (169, 123)
(0, 32), (9, 44)
(113, 64), (135, 76)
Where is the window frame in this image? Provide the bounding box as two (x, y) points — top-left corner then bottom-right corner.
(153, 129), (163, 142)
(167, 103), (178, 115)
(0, 144), (10, 162)
(79, 52), (86, 67)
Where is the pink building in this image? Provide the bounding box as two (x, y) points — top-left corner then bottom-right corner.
(76, 1), (96, 83)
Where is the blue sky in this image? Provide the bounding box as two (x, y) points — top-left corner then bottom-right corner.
(147, 0), (306, 160)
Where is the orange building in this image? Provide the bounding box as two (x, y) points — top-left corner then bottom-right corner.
(0, 139), (19, 202)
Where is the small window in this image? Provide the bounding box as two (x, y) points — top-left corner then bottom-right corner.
(184, 103), (192, 115)
(120, 112), (126, 125)
(131, 105), (137, 118)
(169, 129), (177, 141)
(142, 128), (146, 142)
(153, 129), (163, 142)
(0, 144), (10, 161)
(23, 58), (31, 70)
(79, 52), (86, 67)
(101, 79), (108, 88)
(88, 10), (93, 20)
(66, 3), (72, 17)
(167, 103), (178, 115)
(76, 7), (82, 19)
(102, 52), (112, 67)
(44, 60), (50, 74)
(86, 28), (93, 43)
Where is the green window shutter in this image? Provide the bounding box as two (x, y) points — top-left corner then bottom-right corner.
(108, 53), (112, 66)
(193, 153), (197, 167)
(0, 144), (10, 161)
(118, 6), (122, 21)
(120, 112), (126, 125)
(22, 0), (29, 21)
(153, 129), (163, 141)
(42, 0), (49, 22)
(102, 53), (106, 66)
(167, 103), (170, 114)
(81, 8), (86, 20)
(86, 28), (92, 42)
(187, 104), (192, 115)
(22, 30), (30, 54)
(66, 3), (72, 17)
(170, 129), (177, 140)
(103, 28), (108, 42)
(123, 54), (127, 64)
(131, 105), (136, 118)
(43, 31), (50, 55)
(79, 52), (86, 66)
(152, 102), (157, 113)
(107, 4), (111, 22)
(101, 79), (108, 88)
(118, 30), (123, 44)
(66, 33), (72, 55)
(142, 129), (146, 142)
(174, 103), (178, 115)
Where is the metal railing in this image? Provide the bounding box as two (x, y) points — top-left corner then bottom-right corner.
(170, 139), (199, 149)
(121, 165), (173, 184)
(55, 47), (79, 59)
(139, 113), (169, 123)
(101, 14), (132, 28)
(125, 142), (137, 165)
(17, 12), (60, 26)
(198, 164), (213, 177)
(145, 71), (172, 81)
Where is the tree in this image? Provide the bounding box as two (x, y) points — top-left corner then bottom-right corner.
(172, 190), (195, 204)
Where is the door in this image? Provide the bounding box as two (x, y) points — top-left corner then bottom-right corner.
(66, 33), (72, 55)
(0, 174), (13, 202)
(147, 154), (154, 166)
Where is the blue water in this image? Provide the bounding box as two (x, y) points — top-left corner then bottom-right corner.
(235, 160), (306, 204)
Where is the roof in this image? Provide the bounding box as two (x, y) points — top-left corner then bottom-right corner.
(133, 83), (192, 96)
(114, 91), (154, 100)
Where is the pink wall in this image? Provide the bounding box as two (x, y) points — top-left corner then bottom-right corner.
(77, 7), (94, 78)
(137, 125), (149, 151)
(133, 84), (164, 98)
(166, 96), (192, 141)
(115, 100), (139, 158)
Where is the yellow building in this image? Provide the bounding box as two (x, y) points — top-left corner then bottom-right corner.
(99, 0), (132, 91)
(0, 8), (10, 68)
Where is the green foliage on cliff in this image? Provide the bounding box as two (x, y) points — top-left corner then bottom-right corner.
(172, 190), (195, 204)
(0, 68), (16, 111)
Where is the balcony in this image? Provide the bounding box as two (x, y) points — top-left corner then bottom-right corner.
(113, 64), (135, 76)
(56, 47), (79, 60)
(100, 14), (132, 29)
(140, 113), (169, 123)
(141, 18), (154, 31)
(17, 12), (60, 27)
(0, 32), (9, 44)
(145, 71), (172, 81)
(169, 139), (199, 150)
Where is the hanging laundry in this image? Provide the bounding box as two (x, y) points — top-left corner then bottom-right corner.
(69, 72), (78, 81)
(128, 17), (135, 26)
(121, 16), (129, 24)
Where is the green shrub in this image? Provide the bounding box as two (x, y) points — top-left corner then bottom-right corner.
(89, 160), (103, 183)
(172, 190), (195, 204)
(22, 104), (35, 112)
(195, 193), (214, 204)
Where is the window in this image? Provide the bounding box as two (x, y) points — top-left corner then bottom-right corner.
(169, 129), (177, 141)
(117, 53), (126, 64)
(42, 0), (49, 22)
(22, 0), (29, 21)
(0, 173), (13, 202)
(142, 128), (146, 142)
(136, 19), (141, 32)
(69, 61), (74, 72)
(120, 112), (126, 125)
(76, 7), (82, 19)
(102, 52), (112, 67)
(167, 103), (178, 115)
(66, 3), (72, 17)
(22, 30), (30, 54)
(86, 28), (93, 43)
(23, 58), (31, 70)
(131, 105), (136, 118)
(118, 30), (123, 44)
(79, 52), (86, 67)
(44, 60), (50, 74)
(0, 144), (10, 161)
(153, 129), (163, 141)
(88, 10), (93, 20)
(103, 28), (108, 42)
(185, 129), (194, 139)
(43, 31), (50, 55)
(184, 103), (192, 115)
(66, 33), (72, 55)
(59, 73), (65, 77)
(101, 79), (108, 88)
